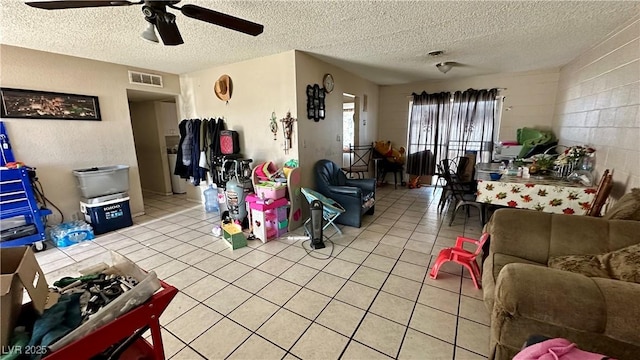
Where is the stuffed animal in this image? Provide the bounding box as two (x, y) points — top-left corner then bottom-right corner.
(373, 140), (406, 164)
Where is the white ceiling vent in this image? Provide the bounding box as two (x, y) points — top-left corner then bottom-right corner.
(128, 71), (163, 88)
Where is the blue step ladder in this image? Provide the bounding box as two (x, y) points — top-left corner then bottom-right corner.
(0, 121), (51, 250)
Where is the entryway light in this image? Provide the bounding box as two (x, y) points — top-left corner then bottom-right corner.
(436, 62), (453, 74)
(141, 22), (159, 43)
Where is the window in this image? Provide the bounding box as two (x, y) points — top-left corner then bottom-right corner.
(406, 89), (500, 176)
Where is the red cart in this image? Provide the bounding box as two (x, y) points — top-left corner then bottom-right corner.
(44, 279), (178, 360)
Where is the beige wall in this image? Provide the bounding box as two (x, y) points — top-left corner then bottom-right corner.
(179, 51), (298, 201)
(552, 15), (640, 197)
(129, 101), (171, 195)
(178, 50), (379, 201)
(378, 69), (560, 149)
(0, 45), (181, 219)
(294, 51), (380, 188)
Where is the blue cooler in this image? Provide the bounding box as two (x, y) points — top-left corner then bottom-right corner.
(80, 192), (133, 235)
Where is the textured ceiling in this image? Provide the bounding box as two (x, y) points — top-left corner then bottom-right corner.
(1, 1), (639, 85)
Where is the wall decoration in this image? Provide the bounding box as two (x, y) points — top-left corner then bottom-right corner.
(269, 111), (278, 140)
(280, 111), (296, 154)
(306, 84), (325, 122)
(322, 73), (334, 93)
(0, 88), (101, 121)
(214, 74), (233, 102)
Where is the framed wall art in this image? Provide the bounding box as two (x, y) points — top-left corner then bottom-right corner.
(306, 84), (325, 122)
(0, 88), (101, 121)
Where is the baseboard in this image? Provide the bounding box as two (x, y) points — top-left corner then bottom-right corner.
(142, 189), (173, 196)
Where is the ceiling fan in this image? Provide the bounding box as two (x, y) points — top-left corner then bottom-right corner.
(25, 0), (264, 46)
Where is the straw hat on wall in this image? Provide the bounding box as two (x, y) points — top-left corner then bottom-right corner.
(214, 75), (233, 101)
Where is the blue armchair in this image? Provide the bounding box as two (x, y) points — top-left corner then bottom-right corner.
(314, 159), (375, 228)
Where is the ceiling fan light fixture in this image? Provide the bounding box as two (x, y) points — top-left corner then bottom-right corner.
(436, 62), (453, 74)
(141, 22), (159, 43)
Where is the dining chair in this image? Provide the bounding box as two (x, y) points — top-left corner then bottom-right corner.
(586, 169), (613, 217)
(341, 144), (373, 179)
(434, 158), (457, 194)
(440, 167), (484, 226)
(429, 233), (490, 289)
(437, 162), (476, 209)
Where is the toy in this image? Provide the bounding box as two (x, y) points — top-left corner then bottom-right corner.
(407, 176), (421, 189)
(373, 140), (406, 164)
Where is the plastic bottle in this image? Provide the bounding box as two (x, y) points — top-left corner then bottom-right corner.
(204, 184), (219, 213)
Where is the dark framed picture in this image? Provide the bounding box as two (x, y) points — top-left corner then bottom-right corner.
(0, 88), (101, 121)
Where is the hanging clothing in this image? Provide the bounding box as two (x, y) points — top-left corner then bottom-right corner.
(174, 119), (189, 178)
(182, 120), (194, 166)
(174, 117), (228, 185)
(189, 119), (203, 185)
(209, 118), (226, 186)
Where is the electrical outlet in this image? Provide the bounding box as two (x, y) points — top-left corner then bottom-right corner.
(71, 213), (78, 221)
(336, 135), (341, 142)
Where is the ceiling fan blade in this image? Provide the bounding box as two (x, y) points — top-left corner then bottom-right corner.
(25, 1), (136, 10)
(180, 4), (263, 36)
(155, 13), (184, 46)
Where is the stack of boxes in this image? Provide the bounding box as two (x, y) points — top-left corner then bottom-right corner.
(249, 181), (289, 243)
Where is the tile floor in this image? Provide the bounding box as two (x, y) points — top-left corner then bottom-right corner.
(36, 186), (490, 359)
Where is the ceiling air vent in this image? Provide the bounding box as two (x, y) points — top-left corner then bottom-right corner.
(128, 71), (163, 88)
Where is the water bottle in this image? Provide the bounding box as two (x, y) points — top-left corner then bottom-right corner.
(204, 184), (219, 213)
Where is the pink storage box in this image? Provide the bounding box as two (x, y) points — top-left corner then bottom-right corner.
(255, 182), (287, 200)
(249, 197), (288, 211)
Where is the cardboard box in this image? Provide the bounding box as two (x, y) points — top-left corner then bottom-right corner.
(0, 246), (49, 348)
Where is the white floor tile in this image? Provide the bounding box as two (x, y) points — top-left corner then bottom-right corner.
(36, 191), (494, 360)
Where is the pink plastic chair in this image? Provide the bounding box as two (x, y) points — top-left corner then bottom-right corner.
(429, 233), (489, 289)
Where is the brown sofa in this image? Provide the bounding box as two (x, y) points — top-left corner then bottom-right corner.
(483, 208), (640, 360)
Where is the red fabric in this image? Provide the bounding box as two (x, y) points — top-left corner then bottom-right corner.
(513, 338), (613, 360)
(220, 137), (234, 154)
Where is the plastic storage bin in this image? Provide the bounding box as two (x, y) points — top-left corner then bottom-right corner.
(80, 192), (133, 235)
(73, 165), (130, 198)
(255, 181), (287, 200)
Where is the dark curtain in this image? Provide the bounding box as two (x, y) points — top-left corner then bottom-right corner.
(406, 91), (451, 176)
(449, 88), (497, 163)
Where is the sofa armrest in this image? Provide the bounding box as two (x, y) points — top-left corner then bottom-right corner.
(328, 185), (362, 198)
(345, 178), (376, 192)
(494, 263), (608, 332)
(495, 263), (640, 342)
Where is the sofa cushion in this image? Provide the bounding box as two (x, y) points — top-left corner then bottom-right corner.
(548, 255), (610, 278)
(603, 188), (640, 221)
(548, 243), (640, 283)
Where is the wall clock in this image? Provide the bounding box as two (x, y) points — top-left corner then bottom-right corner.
(323, 73), (334, 93)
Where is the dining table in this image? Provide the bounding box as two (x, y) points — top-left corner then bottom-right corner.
(475, 163), (598, 215)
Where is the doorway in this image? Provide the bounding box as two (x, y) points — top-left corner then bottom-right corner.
(127, 89), (180, 200)
(342, 93), (360, 167)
